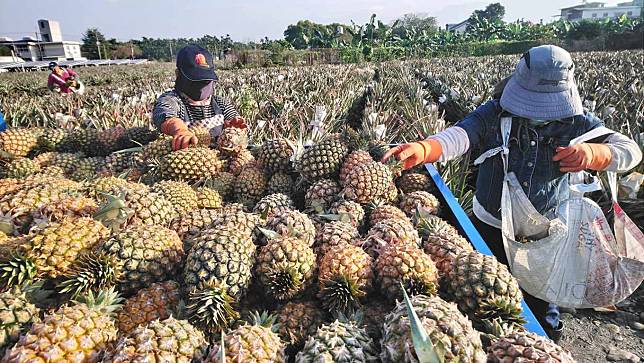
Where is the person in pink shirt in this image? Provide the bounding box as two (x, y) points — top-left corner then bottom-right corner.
(47, 62), (80, 94)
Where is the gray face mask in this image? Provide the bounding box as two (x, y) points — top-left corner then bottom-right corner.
(527, 119), (556, 127)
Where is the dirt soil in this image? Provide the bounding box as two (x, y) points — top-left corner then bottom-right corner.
(559, 285), (644, 362)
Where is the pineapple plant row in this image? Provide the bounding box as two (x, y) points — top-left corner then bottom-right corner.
(0, 123), (575, 362)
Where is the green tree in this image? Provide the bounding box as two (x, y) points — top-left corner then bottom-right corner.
(284, 20), (328, 49)
(81, 28), (108, 59)
(0, 45), (11, 56)
(112, 42), (143, 59)
(470, 3), (506, 23)
(393, 13), (438, 35)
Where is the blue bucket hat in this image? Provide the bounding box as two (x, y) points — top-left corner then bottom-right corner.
(176, 44), (218, 81)
(500, 45), (583, 120)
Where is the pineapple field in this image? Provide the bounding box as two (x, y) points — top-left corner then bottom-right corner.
(0, 50), (642, 363)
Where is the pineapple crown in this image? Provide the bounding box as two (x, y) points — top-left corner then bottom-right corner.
(0, 254), (37, 289)
(93, 191), (133, 233)
(187, 279), (239, 335)
(247, 310), (281, 333)
(71, 287), (123, 316)
(57, 251), (123, 298)
(400, 284), (448, 363)
(320, 275), (366, 315)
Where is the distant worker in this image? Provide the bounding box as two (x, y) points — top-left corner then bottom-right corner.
(47, 62), (84, 95)
(152, 44), (245, 151)
(0, 103), (6, 132)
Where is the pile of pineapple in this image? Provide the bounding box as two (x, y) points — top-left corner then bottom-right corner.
(0, 125), (575, 362)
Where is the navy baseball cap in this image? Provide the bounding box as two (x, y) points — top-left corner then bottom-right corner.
(48, 61), (58, 70)
(176, 44), (218, 81)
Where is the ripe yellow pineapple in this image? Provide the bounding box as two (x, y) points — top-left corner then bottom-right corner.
(296, 134), (349, 182)
(253, 193), (294, 217)
(151, 180), (199, 214)
(266, 172), (294, 195)
(169, 208), (223, 244)
(233, 165), (267, 208)
(397, 172), (434, 193)
(0, 217), (109, 287)
(375, 242), (439, 301)
(0, 288), (40, 356)
(227, 149), (255, 176)
(343, 160), (395, 204)
(305, 179), (341, 210)
(256, 236), (316, 301)
(263, 208), (316, 246)
(217, 127), (249, 155)
(206, 171), (235, 200)
(368, 204), (409, 227)
(399, 190), (440, 217)
(359, 217), (421, 258)
(314, 220), (360, 258)
(0, 129), (38, 157)
(339, 150), (374, 184)
(105, 316), (207, 362)
(2, 158), (41, 179)
(318, 243), (373, 313)
(418, 214), (473, 278)
(160, 147), (224, 182)
(2, 288), (121, 363)
(205, 311), (286, 363)
(328, 199), (365, 228)
(194, 187), (223, 209)
(487, 332), (575, 363)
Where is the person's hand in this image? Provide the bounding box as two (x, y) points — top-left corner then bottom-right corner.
(381, 139), (443, 170)
(553, 143), (612, 172)
(224, 116), (247, 129)
(161, 118), (198, 151)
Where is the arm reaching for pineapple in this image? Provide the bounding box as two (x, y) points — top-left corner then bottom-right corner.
(160, 117), (198, 151)
(382, 126), (470, 169)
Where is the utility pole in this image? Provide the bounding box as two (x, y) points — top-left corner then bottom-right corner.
(130, 43), (134, 59)
(35, 30), (44, 61)
(97, 40), (102, 60)
(169, 40), (173, 60)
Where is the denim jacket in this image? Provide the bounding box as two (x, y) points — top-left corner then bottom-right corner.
(457, 100), (604, 220)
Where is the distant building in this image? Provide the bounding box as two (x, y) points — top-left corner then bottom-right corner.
(559, 1), (643, 22)
(446, 19), (470, 34)
(0, 19), (85, 61)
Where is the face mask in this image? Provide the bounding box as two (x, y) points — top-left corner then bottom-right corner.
(175, 72), (213, 101)
(528, 119), (555, 127)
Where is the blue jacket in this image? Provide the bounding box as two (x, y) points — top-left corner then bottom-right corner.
(457, 100), (604, 220)
(0, 106), (6, 132)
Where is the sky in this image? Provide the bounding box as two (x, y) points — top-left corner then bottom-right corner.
(0, 0), (624, 42)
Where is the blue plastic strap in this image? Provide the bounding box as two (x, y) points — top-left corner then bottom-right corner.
(424, 163), (547, 337)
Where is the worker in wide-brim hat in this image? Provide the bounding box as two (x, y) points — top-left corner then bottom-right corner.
(152, 44), (245, 150)
(383, 45), (642, 340)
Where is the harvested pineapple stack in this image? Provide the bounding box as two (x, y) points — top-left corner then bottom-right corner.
(0, 125), (575, 362)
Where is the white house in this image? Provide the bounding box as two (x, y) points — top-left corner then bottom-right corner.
(446, 20), (470, 34)
(559, 1), (643, 22)
(0, 20), (85, 61)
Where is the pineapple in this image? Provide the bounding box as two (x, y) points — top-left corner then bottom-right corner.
(380, 294), (486, 363)
(361, 298), (389, 341)
(397, 172), (433, 193)
(59, 128), (100, 155)
(318, 243), (373, 314)
(118, 126), (158, 149)
(70, 156), (104, 181)
(399, 191), (440, 217)
(305, 179), (341, 210)
(96, 225), (184, 295)
(205, 311), (286, 363)
(234, 165), (267, 208)
(375, 242), (439, 300)
(183, 222), (256, 332)
(256, 236), (315, 301)
(296, 134), (349, 182)
(343, 160), (395, 204)
(57, 251), (122, 297)
(276, 300), (328, 348)
(112, 188), (177, 228)
(37, 128), (69, 151)
(314, 221), (360, 258)
(253, 193), (294, 217)
(2, 288), (121, 363)
(328, 199), (365, 228)
(227, 149), (255, 176)
(263, 208), (316, 246)
(418, 214), (473, 278)
(101, 152), (135, 175)
(266, 172), (294, 195)
(140, 135), (173, 162)
(446, 252), (525, 336)
(195, 187), (223, 209)
(0, 129), (38, 157)
(359, 217), (421, 258)
(169, 208), (223, 245)
(94, 126), (127, 155)
(160, 147), (224, 182)
(151, 180), (199, 214)
(116, 280), (181, 336)
(487, 332), (576, 363)
(190, 125), (212, 146)
(206, 171), (235, 200)
(105, 317), (207, 362)
(2, 158), (41, 179)
(368, 204), (409, 228)
(217, 127), (249, 155)
(0, 217), (109, 286)
(257, 138), (294, 173)
(49, 152), (82, 174)
(0, 289), (40, 356)
(29, 195), (98, 224)
(339, 150), (373, 184)
(295, 319), (379, 363)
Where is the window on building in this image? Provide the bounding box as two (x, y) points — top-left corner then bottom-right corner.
(40, 21), (45, 29)
(603, 12), (609, 17)
(627, 11), (633, 15)
(592, 13), (597, 17)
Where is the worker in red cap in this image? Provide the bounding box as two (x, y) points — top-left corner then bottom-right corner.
(152, 44), (245, 150)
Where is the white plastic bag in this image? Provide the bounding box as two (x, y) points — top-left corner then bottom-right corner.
(498, 121), (644, 308)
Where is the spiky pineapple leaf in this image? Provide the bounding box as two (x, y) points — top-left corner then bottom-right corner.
(401, 284), (444, 363)
(219, 331), (226, 362)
